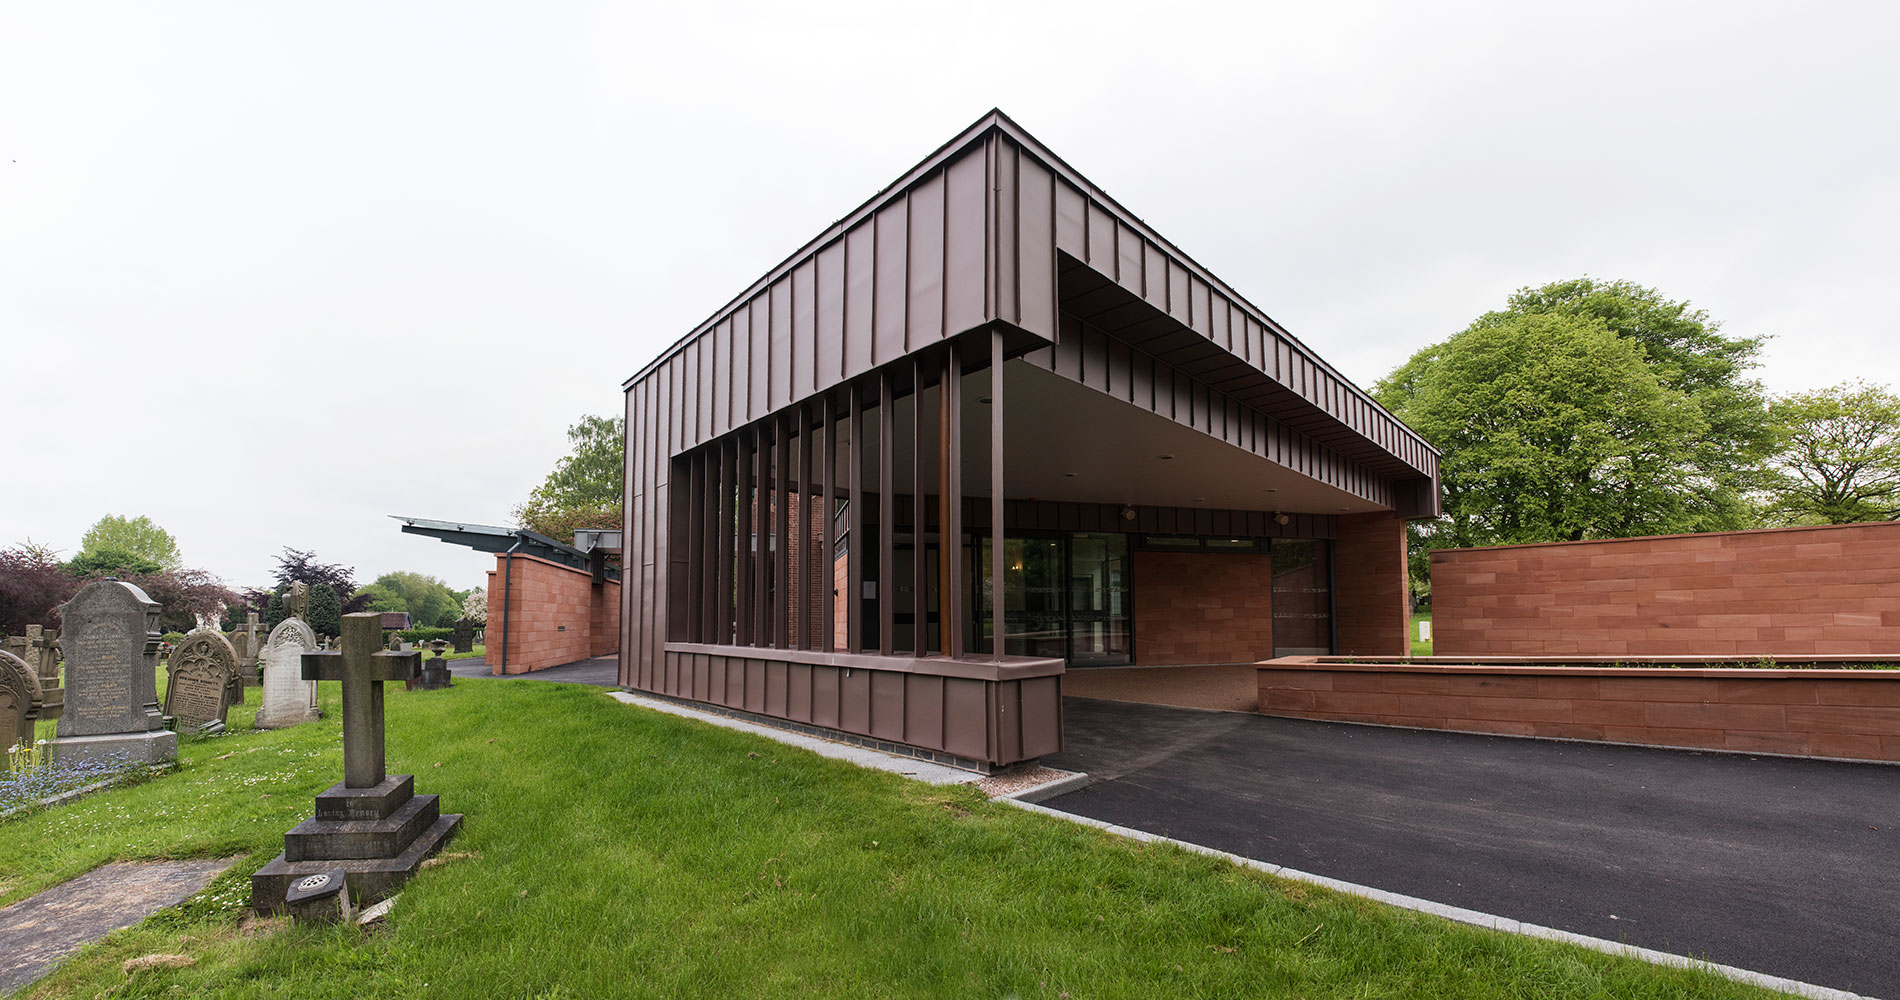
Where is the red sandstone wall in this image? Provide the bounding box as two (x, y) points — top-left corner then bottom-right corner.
(486, 554), (622, 674)
(1259, 661), (1900, 762)
(1433, 521), (1900, 656)
(1334, 511), (1409, 656)
(1132, 551), (1274, 664)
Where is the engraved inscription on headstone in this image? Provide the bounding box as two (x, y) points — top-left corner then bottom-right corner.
(256, 618), (321, 729)
(164, 632), (238, 731)
(56, 581), (165, 738)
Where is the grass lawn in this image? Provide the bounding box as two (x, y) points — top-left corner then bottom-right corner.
(0, 677), (1792, 999)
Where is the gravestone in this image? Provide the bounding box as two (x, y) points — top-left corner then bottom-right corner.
(220, 632), (245, 707)
(163, 631), (238, 731)
(255, 618), (321, 729)
(237, 613), (263, 686)
(285, 582), (310, 622)
(49, 581), (176, 766)
(251, 613), (461, 914)
(0, 650), (43, 753)
(418, 641), (453, 690)
(451, 619), (474, 654)
(0, 636), (27, 670)
(26, 626), (62, 720)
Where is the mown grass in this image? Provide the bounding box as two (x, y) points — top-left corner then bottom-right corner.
(1, 676), (1793, 999)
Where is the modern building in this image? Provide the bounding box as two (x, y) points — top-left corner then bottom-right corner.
(618, 111), (1439, 769)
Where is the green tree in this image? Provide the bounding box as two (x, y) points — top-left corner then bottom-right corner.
(65, 545), (163, 579)
(1378, 311), (1709, 553)
(354, 583), (408, 614)
(308, 582), (342, 638)
(1762, 381), (1900, 524)
(78, 514), (182, 571)
(367, 571), (460, 627)
(514, 414), (624, 541)
(1465, 278), (1773, 528)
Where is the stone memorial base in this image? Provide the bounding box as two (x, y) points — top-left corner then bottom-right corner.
(418, 663), (453, 690)
(47, 730), (177, 768)
(250, 774), (461, 914)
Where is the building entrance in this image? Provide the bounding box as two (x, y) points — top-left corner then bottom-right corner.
(974, 532), (1131, 665)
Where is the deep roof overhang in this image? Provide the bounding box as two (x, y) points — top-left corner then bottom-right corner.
(622, 108), (1438, 508)
(392, 516), (621, 579)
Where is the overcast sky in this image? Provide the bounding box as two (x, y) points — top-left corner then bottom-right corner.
(5, 1), (1897, 594)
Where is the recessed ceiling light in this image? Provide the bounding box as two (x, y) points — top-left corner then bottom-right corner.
(1158, 454), (1175, 461)
(1193, 497), (1206, 502)
(1262, 489), (1277, 494)
(1339, 506), (1351, 511)
(978, 396), (992, 404)
(1063, 472), (1078, 478)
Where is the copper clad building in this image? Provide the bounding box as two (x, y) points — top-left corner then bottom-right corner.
(619, 111), (1440, 769)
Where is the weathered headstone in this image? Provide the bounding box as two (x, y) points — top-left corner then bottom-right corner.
(0, 636), (28, 671)
(0, 650), (44, 753)
(163, 631), (238, 731)
(26, 626), (62, 720)
(285, 582), (310, 622)
(237, 613), (263, 686)
(220, 631), (245, 707)
(251, 613), (461, 914)
(49, 581), (176, 766)
(255, 618), (321, 729)
(418, 641), (453, 690)
(451, 619), (474, 654)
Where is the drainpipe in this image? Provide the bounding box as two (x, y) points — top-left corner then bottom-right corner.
(499, 534), (524, 675)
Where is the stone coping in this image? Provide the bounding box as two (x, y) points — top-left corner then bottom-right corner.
(663, 642), (1066, 681)
(1265, 655), (1900, 680)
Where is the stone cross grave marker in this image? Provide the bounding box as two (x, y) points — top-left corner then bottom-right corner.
(0, 650), (43, 753)
(163, 631), (238, 732)
(250, 612), (460, 914)
(239, 612), (263, 685)
(26, 626), (62, 720)
(255, 618), (320, 729)
(50, 580), (176, 767)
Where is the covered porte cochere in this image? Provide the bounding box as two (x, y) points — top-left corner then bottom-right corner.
(620, 111), (1440, 771)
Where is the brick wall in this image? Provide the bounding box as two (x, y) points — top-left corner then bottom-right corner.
(1335, 511), (1409, 656)
(1433, 521), (1900, 656)
(486, 554), (622, 674)
(1259, 660), (1900, 763)
(1132, 551), (1274, 664)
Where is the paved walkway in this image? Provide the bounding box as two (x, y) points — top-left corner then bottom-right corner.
(447, 655), (619, 686)
(1042, 697), (1900, 999)
(0, 858), (237, 993)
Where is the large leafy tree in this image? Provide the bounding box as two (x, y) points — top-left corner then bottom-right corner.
(121, 568), (238, 634)
(261, 548), (370, 627)
(78, 514), (183, 571)
(65, 546), (163, 579)
(1378, 311), (1709, 552)
(356, 571), (460, 628)
(514, 414), (624, 542)
(1762, 381), (1900, 524)
(1469, 278), (1772, 528)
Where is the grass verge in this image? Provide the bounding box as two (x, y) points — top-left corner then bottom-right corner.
(1, 677), (1794, 999)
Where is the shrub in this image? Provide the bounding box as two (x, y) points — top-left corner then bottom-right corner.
(397, 626), (455, 643)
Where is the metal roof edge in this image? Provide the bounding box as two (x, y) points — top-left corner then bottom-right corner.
(980, 113), (1438, 462)
(623, 108), (1010, 389)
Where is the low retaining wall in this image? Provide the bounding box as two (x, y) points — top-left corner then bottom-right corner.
(659, 643), (1064, 769)
(1259, 657), (1900, 762)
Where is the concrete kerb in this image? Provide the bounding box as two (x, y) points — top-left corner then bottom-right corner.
(1001, 798), (1875, 1000)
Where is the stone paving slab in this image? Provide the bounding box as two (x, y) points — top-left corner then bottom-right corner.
(0, 857), (238, 994)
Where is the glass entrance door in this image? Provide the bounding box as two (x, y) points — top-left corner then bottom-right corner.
(1068, 533), (1130, 665)
(973, 532), (1131, 665)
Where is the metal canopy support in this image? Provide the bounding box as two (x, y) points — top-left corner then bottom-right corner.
(820, 393), (836, 652)
(775, 411), (792, 650)
(990, 330), (1006, 659)
(941, 340), (964, 660)
(912, 356), (930, 656)
(716, 441), (735, 646)
(736, 430), (755, 646)
(878, 369), (897, 657)
(847, 382), (865, 654)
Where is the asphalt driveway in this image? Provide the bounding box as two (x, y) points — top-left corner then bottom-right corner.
(1042, 697), (1900, 998)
